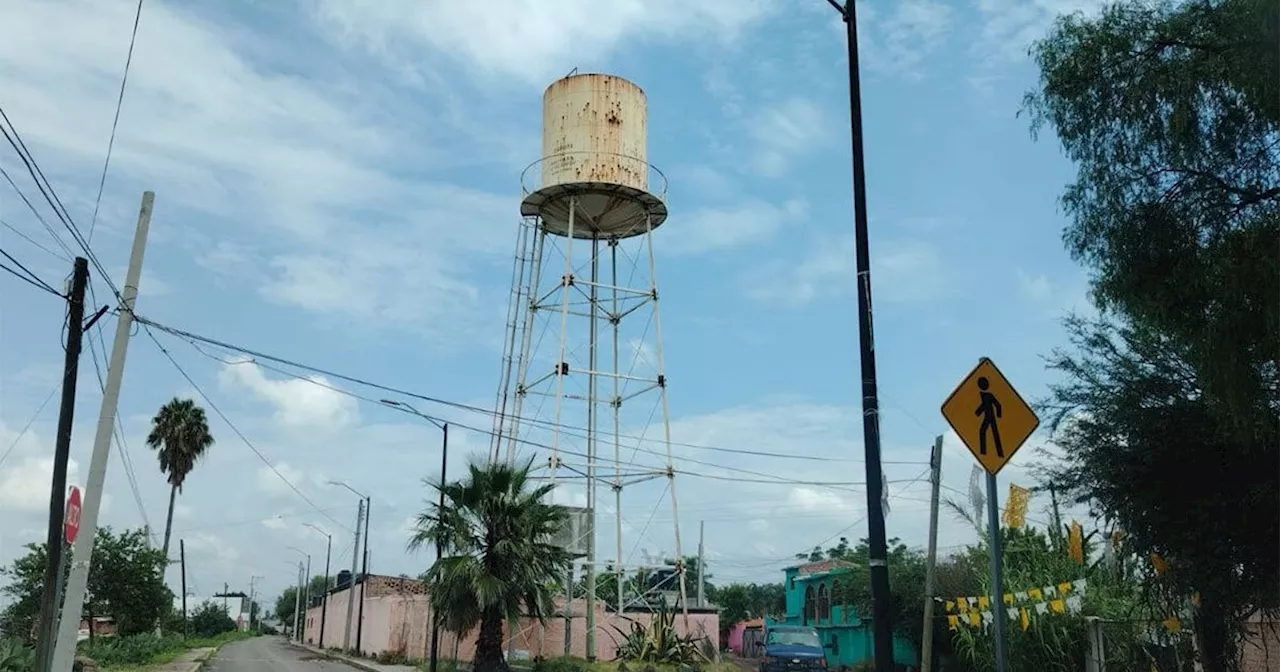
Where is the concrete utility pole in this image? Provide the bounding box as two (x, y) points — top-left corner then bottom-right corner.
(51, 192), (155, 672)
(293, 562), (304, 641)
(697, 521), (705, 608)
(356, 498), (369, 654)
(343, 498), (364, 650)
(920, 436), (944, 672)
(305, 524), (332, 647)
(34, 257), (88, 672)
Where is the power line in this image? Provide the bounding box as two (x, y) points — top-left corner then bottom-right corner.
(172, 338), (872, 492)
(0, 246), (60, 295)
(0, 218), (70, 262)
(87, 0), (145, 244)
(0, 259), (61, 296)
(139, 323), (352, 534)
(135, 314), (927, 468)
(0, 104), (122, 301)
(0, 380), (61, 469)
(0, 165), (75, 260)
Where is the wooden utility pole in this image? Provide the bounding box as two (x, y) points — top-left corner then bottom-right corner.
(34, 257), (88, 672)
(920, 436), (944, 672)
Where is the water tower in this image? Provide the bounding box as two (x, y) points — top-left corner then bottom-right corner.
(490, 73), (690, 657)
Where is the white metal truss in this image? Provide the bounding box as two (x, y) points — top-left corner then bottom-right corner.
(492, 198), (690, 646)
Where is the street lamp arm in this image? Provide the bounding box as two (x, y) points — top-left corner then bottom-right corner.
(824, 0), (845, 14)
(379, 398), (446, 431)
(327, 480), (368, 500)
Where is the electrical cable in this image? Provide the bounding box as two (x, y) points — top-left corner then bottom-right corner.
(0, 165), (75, 260)
(134, 314), (927, 468)
(165, 336), (874, 491)
(139, 322), (352, 534)
(0, 246), (60, 295)
(0, 105), (122, 300)
(0, 218), (70, 262)
(0, 380), (62, 469)
(87, 0), (145, 244)
(0, 259), (61, 296)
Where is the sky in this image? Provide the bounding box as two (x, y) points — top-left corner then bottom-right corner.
(0, 0), (1107, 613)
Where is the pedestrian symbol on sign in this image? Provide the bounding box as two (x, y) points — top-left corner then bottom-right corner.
(975, 377), (1003, 458)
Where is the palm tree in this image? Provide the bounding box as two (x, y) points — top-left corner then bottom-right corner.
(146, 397), (215, 562)
(408, 458), (571, 672)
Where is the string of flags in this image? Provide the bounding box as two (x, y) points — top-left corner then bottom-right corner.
(940, 578), (1088, 632)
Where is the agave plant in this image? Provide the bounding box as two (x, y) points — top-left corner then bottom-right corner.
(612, 601), (707, 665)
(0, 637), (34, 672)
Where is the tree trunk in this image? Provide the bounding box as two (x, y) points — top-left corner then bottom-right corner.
(161, 484), (177, 563)
(1194, 595), (1237, 672)
(473, 608), (507, 672)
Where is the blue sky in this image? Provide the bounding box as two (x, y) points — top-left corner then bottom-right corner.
(0, 0), (1103, 609)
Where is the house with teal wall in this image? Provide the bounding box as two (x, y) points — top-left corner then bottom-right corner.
(763, 559), (917, 669)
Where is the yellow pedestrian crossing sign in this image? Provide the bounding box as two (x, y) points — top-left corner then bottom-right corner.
(941, 357), (1040, 475)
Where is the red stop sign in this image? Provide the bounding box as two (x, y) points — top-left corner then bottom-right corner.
(64, 486), (82, 544)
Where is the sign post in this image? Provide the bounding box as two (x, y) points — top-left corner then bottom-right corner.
(51, 486), (82, 664)
(941, 358), (1040, 672)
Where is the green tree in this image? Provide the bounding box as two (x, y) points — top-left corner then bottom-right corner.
(711, 582), (785, 626)
(146, 398), (216, 563)
(0, 527), (170, 642)
(0, 542), (58, 642)
(1025, 2), (1278, 669)
(188, 600), (236, 638)
(408, 458), (572, 672)
(273, 573), (333, 628)
(817, 538), (928, 651)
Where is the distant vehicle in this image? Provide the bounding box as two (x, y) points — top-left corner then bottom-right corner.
(756, 625), (828, 672)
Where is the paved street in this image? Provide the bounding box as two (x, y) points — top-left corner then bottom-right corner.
(203, 636), (363, 671)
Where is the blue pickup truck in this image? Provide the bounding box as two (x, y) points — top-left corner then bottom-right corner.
(756, 625), (829, 672)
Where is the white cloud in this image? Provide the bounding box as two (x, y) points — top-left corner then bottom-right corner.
(255, 462), (310, 498)
(1017, 269), (1054, 302)
(972, 0), (1106, 65)
(219, 360), (359, 430)
(664, 198), (807, 256)
(861, 0), (955, 78)
(747, 100), (828, 178)
(746, 233), (951, 307)
(0, 455), (80, 512)
(308, 0), (782, 84)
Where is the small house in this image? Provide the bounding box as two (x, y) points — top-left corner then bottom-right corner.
(764, 559), (917, 668)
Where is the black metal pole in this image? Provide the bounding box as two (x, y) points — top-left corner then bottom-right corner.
(356, 497), (370, 654)
(429, 423), (448, 672)
(319, 534), (331, 648)
(35, 257), (88, 672)
(833, 1), (894, 669)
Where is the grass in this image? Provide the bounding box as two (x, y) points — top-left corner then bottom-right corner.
(86, 630), (257, 671)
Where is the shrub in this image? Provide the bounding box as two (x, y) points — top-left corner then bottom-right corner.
(376, 649), (409, 665)
(531, 656), (583, 672)
(188, 601), (237, 638)
(78, 632), (182, 666)
(0, 637), (34, 672)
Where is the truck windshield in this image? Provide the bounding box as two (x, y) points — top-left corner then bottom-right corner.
(766, 629), (821, 648)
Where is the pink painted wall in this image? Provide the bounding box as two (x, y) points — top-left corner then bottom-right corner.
(727, 623), (745, 653)
(304, 590), (719, 662)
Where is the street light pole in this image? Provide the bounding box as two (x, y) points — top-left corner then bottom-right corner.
(305, 523), (333, 648)
(822, 1), (893, 670)
(379, 399), (448, 672)
(329, 480), (368, 652)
